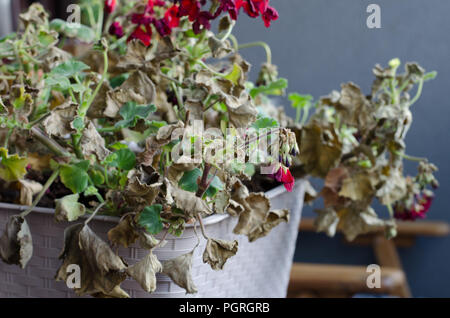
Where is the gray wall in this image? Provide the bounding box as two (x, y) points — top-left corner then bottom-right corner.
(234, 0), (450, 297)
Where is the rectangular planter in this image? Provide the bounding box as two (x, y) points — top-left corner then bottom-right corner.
(0, 181), (305, 298)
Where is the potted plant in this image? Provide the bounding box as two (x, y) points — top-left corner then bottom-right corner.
(0, 0), (305, 298)
(0, 0), (439, 299)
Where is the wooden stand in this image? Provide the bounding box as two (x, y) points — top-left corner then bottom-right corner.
(288, 219), (449, 298)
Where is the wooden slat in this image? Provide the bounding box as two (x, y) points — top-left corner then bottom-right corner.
(288, 263), (407, 297)
(300, 218), (450, 237)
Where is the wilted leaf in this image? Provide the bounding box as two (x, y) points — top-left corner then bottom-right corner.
(126, 252), (162, 293)
(376, 167), (407, 205)
(105, 71), (156, 118)
(0, 148), (28, 182)
(163, 250), (197, 294)
(314, 208), (340, 237)
(203, 238), (238, 271)
(339, 208), (391, 242)
(0, 215), (33, 268)
(55, 224), (129, 297)
(42, 100), (78, 137)
(107, 215), (139, 248)
(339, 173), (376, 202)
(80, 121), (111, 161)
(170, 187), (211, 217)
(54, 194), (86, 222)
(19, 179), (43, 206)
(299, 123), (343, 178)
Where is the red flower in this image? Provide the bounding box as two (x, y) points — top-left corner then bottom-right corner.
(164, 5), (181, 28)
(394, 193), (434, 221)
(109, 21), (124, 38)
(105, 0), (117, 14)
(271, 166), (295, 192)
(129, 25), (152, 47)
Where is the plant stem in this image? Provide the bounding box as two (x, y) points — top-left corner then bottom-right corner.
(409, 79), (424, 107)
(85, 201), (106, 225)
(20, 168), (60, 218)
(96, 2), (105, 41)
(395, 150), (427, 162)
(83, 48), (109, 114)
(196, 214), (209, 240)
(31, 127), (72, 157)
(195, 59), (225, 77)
(3, 129), (12, 148)
(238, 41), (272, 64)
(196, 164), (212, 197)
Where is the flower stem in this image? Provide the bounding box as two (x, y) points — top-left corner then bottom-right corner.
(85, 201), (106, 225)
(409, 79), (424, 107)
(238, 41), (272, 64)
(395, 150), (427, 162)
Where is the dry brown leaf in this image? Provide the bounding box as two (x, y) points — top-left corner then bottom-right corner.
(314, 208), (340, 237)
(203, 238), (238, 271)
(126, 252), (162, 293)
(55, 224), (129, 297)
(104, 70), (155, 118)
(163, 250), (198, 294)
(80, 121), (111, 161)
(0, 215), (33, 268)
(42, 100), (77, 137)
(107, 215), (139, 248)
(19, 179), (43, 206)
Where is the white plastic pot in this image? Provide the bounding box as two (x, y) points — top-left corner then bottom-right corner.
(0, 181), (305, 298)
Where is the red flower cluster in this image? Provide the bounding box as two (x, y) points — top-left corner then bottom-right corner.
(271, 166), (295, 192)
(394, 192), (434, 221)
(109, 0), (278, 46)
(179, 0), (279, 34)
(128, 0), (180, 46)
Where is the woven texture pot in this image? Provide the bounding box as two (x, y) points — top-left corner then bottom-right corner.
(0, 181), (304, 298)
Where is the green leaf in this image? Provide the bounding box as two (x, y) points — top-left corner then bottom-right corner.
(251, 117), (279, 129)
(249, 78), (288, 99)
(115, 102), (157, 129)
(45, 74), (71, 90)
(106, 148), (136, 171)
(178, 168), (224, 198)
(224, 63), (243, 85)
(109, 73), (130, 88)
(38, 30), (58, 46)
(179, 169), (202, 193)
(424, 71), (437, 81)
(289, 93), (313, 109)
(145, 120), (167, 135)
(138, 205), (164, 235)
(50, 19), (96, 43)
(51, 59), (90, 78)
(59, 164), (89, 193)
(0, 148), (27, 182)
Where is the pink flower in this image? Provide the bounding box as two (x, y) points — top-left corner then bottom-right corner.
(271, 166), (295, 192)
(109, 21), (124, 38)
(394, 193), (434, 221)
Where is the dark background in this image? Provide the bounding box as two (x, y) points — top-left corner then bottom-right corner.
(233, 0), (450, 297)
(3, 0), (450, 297)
